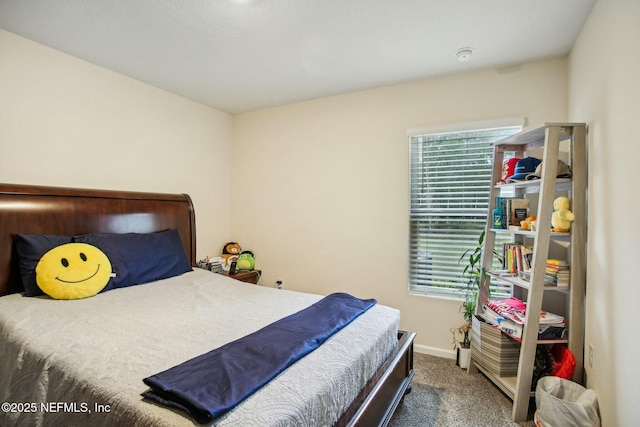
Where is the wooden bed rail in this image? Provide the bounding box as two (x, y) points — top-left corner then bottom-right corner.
(337, 330), (416, 427)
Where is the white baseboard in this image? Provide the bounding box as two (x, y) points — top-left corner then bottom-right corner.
(413, 343), (456, 359)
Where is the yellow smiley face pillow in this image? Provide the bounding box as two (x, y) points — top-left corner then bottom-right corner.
(35, 243), (112, 300)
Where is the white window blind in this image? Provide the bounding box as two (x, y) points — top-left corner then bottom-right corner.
(409, 124), (521, 298)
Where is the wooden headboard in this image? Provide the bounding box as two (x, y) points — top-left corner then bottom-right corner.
(0, 183), (196, 296)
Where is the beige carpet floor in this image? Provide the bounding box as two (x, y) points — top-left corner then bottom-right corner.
(389, 353), (537, 427)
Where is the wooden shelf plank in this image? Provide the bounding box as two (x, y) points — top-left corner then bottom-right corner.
(487, 270), (569, 292)
(489, 228), (570, 239)
(472, 362), (536, 399)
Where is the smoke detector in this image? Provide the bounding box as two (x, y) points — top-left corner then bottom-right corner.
(456, 47), (474, 62)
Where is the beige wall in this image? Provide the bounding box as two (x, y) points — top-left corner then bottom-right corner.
(231, 58), (568, 355)
(0, 29), (233, 259)
(568, 0), (640, 425)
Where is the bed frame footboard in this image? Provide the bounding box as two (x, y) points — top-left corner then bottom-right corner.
(336, 330), (416, 427)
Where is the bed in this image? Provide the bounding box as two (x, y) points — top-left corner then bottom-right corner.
(0, 183), (415, 427)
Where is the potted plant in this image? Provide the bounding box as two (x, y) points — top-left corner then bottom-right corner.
(451, 304), (473, 369)
(451, 231), (490, 368)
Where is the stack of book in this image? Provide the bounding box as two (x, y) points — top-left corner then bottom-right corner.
(518, 258), (570, 288)
(495, 197), (530, 229)
(481, 297), (566, 341)
(503, 243), (533, 275)
(519, 270), (562, 286)
(546, 259), (570, 288)
(471, 315), (521, 376)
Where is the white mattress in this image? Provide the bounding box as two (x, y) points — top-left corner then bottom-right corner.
(0, 269), (400, 426)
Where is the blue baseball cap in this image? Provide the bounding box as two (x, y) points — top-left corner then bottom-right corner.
(506, 157), (542, 182)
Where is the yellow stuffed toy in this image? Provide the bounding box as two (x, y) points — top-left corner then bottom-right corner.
(552, 197), (575, 232)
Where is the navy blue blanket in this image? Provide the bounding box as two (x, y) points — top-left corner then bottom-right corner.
(142, 292), (376, 424)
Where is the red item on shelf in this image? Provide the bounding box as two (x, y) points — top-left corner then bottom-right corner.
(548, 344), (576, 379)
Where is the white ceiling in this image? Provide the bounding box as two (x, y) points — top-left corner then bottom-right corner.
(0, 0), (596, 114)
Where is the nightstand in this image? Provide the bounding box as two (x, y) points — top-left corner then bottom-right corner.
(224, 270), (261, 285)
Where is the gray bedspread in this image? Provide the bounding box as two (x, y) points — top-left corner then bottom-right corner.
(0, 269), (400, 426)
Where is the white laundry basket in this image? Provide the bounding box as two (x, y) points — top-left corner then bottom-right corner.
(535, 376), (600, 427)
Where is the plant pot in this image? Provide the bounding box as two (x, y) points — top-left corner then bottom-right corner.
(456, 345), (471, 369)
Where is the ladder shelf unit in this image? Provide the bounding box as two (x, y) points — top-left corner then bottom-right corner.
(468, 123), (586, 422)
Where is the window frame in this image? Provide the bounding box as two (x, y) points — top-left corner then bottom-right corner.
(407, 118), (524, 300)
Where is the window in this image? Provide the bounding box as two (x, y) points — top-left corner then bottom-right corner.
(409, 123), (521, 299)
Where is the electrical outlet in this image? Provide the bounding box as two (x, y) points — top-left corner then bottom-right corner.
(588, 344), (594, 368)
(275, 278), (284, 289)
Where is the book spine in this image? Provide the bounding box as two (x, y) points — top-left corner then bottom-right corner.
(546, 258), (569, 266)
(516, 245), (523, 273)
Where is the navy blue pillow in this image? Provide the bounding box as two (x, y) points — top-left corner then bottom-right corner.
(15, 234), (74, 296)
(73, 229), (192, 292)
